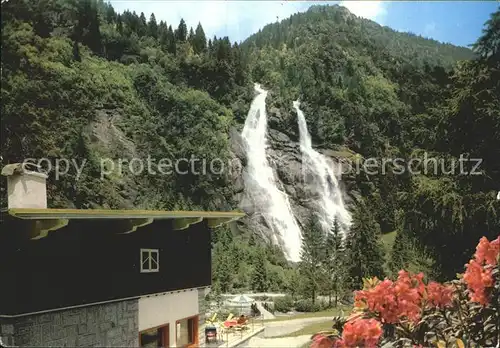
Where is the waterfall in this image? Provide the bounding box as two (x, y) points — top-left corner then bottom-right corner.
(293, 100), (352, 236)
(240, 84), (303, 262)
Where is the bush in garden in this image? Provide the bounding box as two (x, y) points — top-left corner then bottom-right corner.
(295, 299), (322, 312)
(274, 295), (294, 313)
(310, 236), (500, 348)
(250, 303), (261, 317)
(263, 302), (275, 314)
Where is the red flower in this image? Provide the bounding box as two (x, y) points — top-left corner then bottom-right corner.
(354, 271), (425, 324)
(310, 333), (335, 348)
(475, 236), (500, 266)
(463, 236), (499, 305)
(341, 318), (382, 348)
(426, 281), (454, 309)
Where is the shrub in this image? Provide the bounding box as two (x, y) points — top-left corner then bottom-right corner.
(274, 295), (294, 313)
(310, 236), (500, 348)
(250, 303), (261, 317)
(317, 299), (331, 310)
(263, 302), (275, 314)
(295, 299), (321, 312)
(253, 295), (270, 301)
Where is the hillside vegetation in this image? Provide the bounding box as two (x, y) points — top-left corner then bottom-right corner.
(1, 0), (499, 296)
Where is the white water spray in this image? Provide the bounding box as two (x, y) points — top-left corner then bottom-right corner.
(241, 84), (302, 262)
(293, 100), (352, 236)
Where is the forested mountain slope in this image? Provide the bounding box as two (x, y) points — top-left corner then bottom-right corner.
(1, 0), (498, 291)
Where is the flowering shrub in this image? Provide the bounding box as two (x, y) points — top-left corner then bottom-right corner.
(463, 236), (499, 305)
(311, 236), (500, 348)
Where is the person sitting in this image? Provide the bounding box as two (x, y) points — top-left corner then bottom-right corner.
(237, 315), (248, 325)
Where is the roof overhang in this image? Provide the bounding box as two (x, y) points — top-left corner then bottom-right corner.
(2, 208), (245, 240)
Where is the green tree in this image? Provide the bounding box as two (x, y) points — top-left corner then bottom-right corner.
(105, 4), (116, 24)
(193, 22), (207, 54)
(116, 14), (123, 34)
(251, 249), (269, 292)
(176, 18), (187, 42)
(138, 12), (147, 36)
(212, 242), (232, 293)
(324, 218), (346, 307)
(158, 21), (168, 48)
(472, 9), (500, 61)
(148, 13), (158, 38)
(167, 25), (176, 54)
(345, 201), (385, 290)
(75, 0), (102, 55)
(299, 216), (325, 304)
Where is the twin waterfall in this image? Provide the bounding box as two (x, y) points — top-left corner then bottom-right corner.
(241, 84), (303, 262)
(241, 83), (351, 262)
(293, 100), (352, 236)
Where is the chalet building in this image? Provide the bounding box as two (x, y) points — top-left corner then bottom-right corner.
(0, 164), (244, 347)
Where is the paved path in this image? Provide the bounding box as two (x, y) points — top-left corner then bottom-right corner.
(263, 316), (333, 337)
(255, 301), (275, 320)
(234, 316), (333, 347)
(236, 317), (332, 347)
(240, 334), (311, 347)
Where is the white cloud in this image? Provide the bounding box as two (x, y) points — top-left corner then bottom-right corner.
(338, 1), (388, 23)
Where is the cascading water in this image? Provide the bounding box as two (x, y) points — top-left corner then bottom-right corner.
(240, 84), (302, 262)
(293, 100), (352, 236)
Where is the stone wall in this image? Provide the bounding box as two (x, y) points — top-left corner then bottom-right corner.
(197, 287), (210, 344)
(0, 300), (139, 347)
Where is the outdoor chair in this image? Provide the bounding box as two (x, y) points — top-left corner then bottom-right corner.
(206, 313), (218, 324)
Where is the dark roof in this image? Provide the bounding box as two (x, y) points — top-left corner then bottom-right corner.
(1, 208), (245, 240)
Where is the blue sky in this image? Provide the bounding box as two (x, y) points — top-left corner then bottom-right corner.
(109, 1), (499, 47)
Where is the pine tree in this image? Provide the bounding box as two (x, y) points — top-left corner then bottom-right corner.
(158, 21), (168, 49)
(116, 14), (123, 34)
(105, 5), (116, 24)
(75, 0), (102, 56)
(345, 201), (385, 290)
(176, 18), (187, 42)
(188, 27), (195, 46)
(167, 25), (176, 55)
(212, 242), (232, 293)
(193, 22), (207, 54)
(138, 12), (147, 36)
(299, 216), (325, 304)
(324, 217), (346, 307)
(148, 13), (158, 38)
(251, 249), (269, 292)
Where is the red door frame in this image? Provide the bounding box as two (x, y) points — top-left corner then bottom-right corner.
(175, 315), (199, 348)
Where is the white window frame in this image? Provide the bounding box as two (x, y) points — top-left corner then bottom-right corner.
(140, 248), (159, 273)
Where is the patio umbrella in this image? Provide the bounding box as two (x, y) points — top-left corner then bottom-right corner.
(228, 295), (254, 314)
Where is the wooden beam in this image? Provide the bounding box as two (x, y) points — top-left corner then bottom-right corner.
(119, 218), (154, 234)
(172, 217), (203, 230)
(30, 219), (69, 240)
(206, 218), (235, 229)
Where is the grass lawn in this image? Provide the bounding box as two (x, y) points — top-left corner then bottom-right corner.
(264, 306), (350, 322)
(275, 319), (337, 338)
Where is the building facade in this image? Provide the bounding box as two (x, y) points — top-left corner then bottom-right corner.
(0, 164), (244, 347)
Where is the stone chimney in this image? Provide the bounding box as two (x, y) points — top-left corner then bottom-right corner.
(1, 163), (48, 209)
